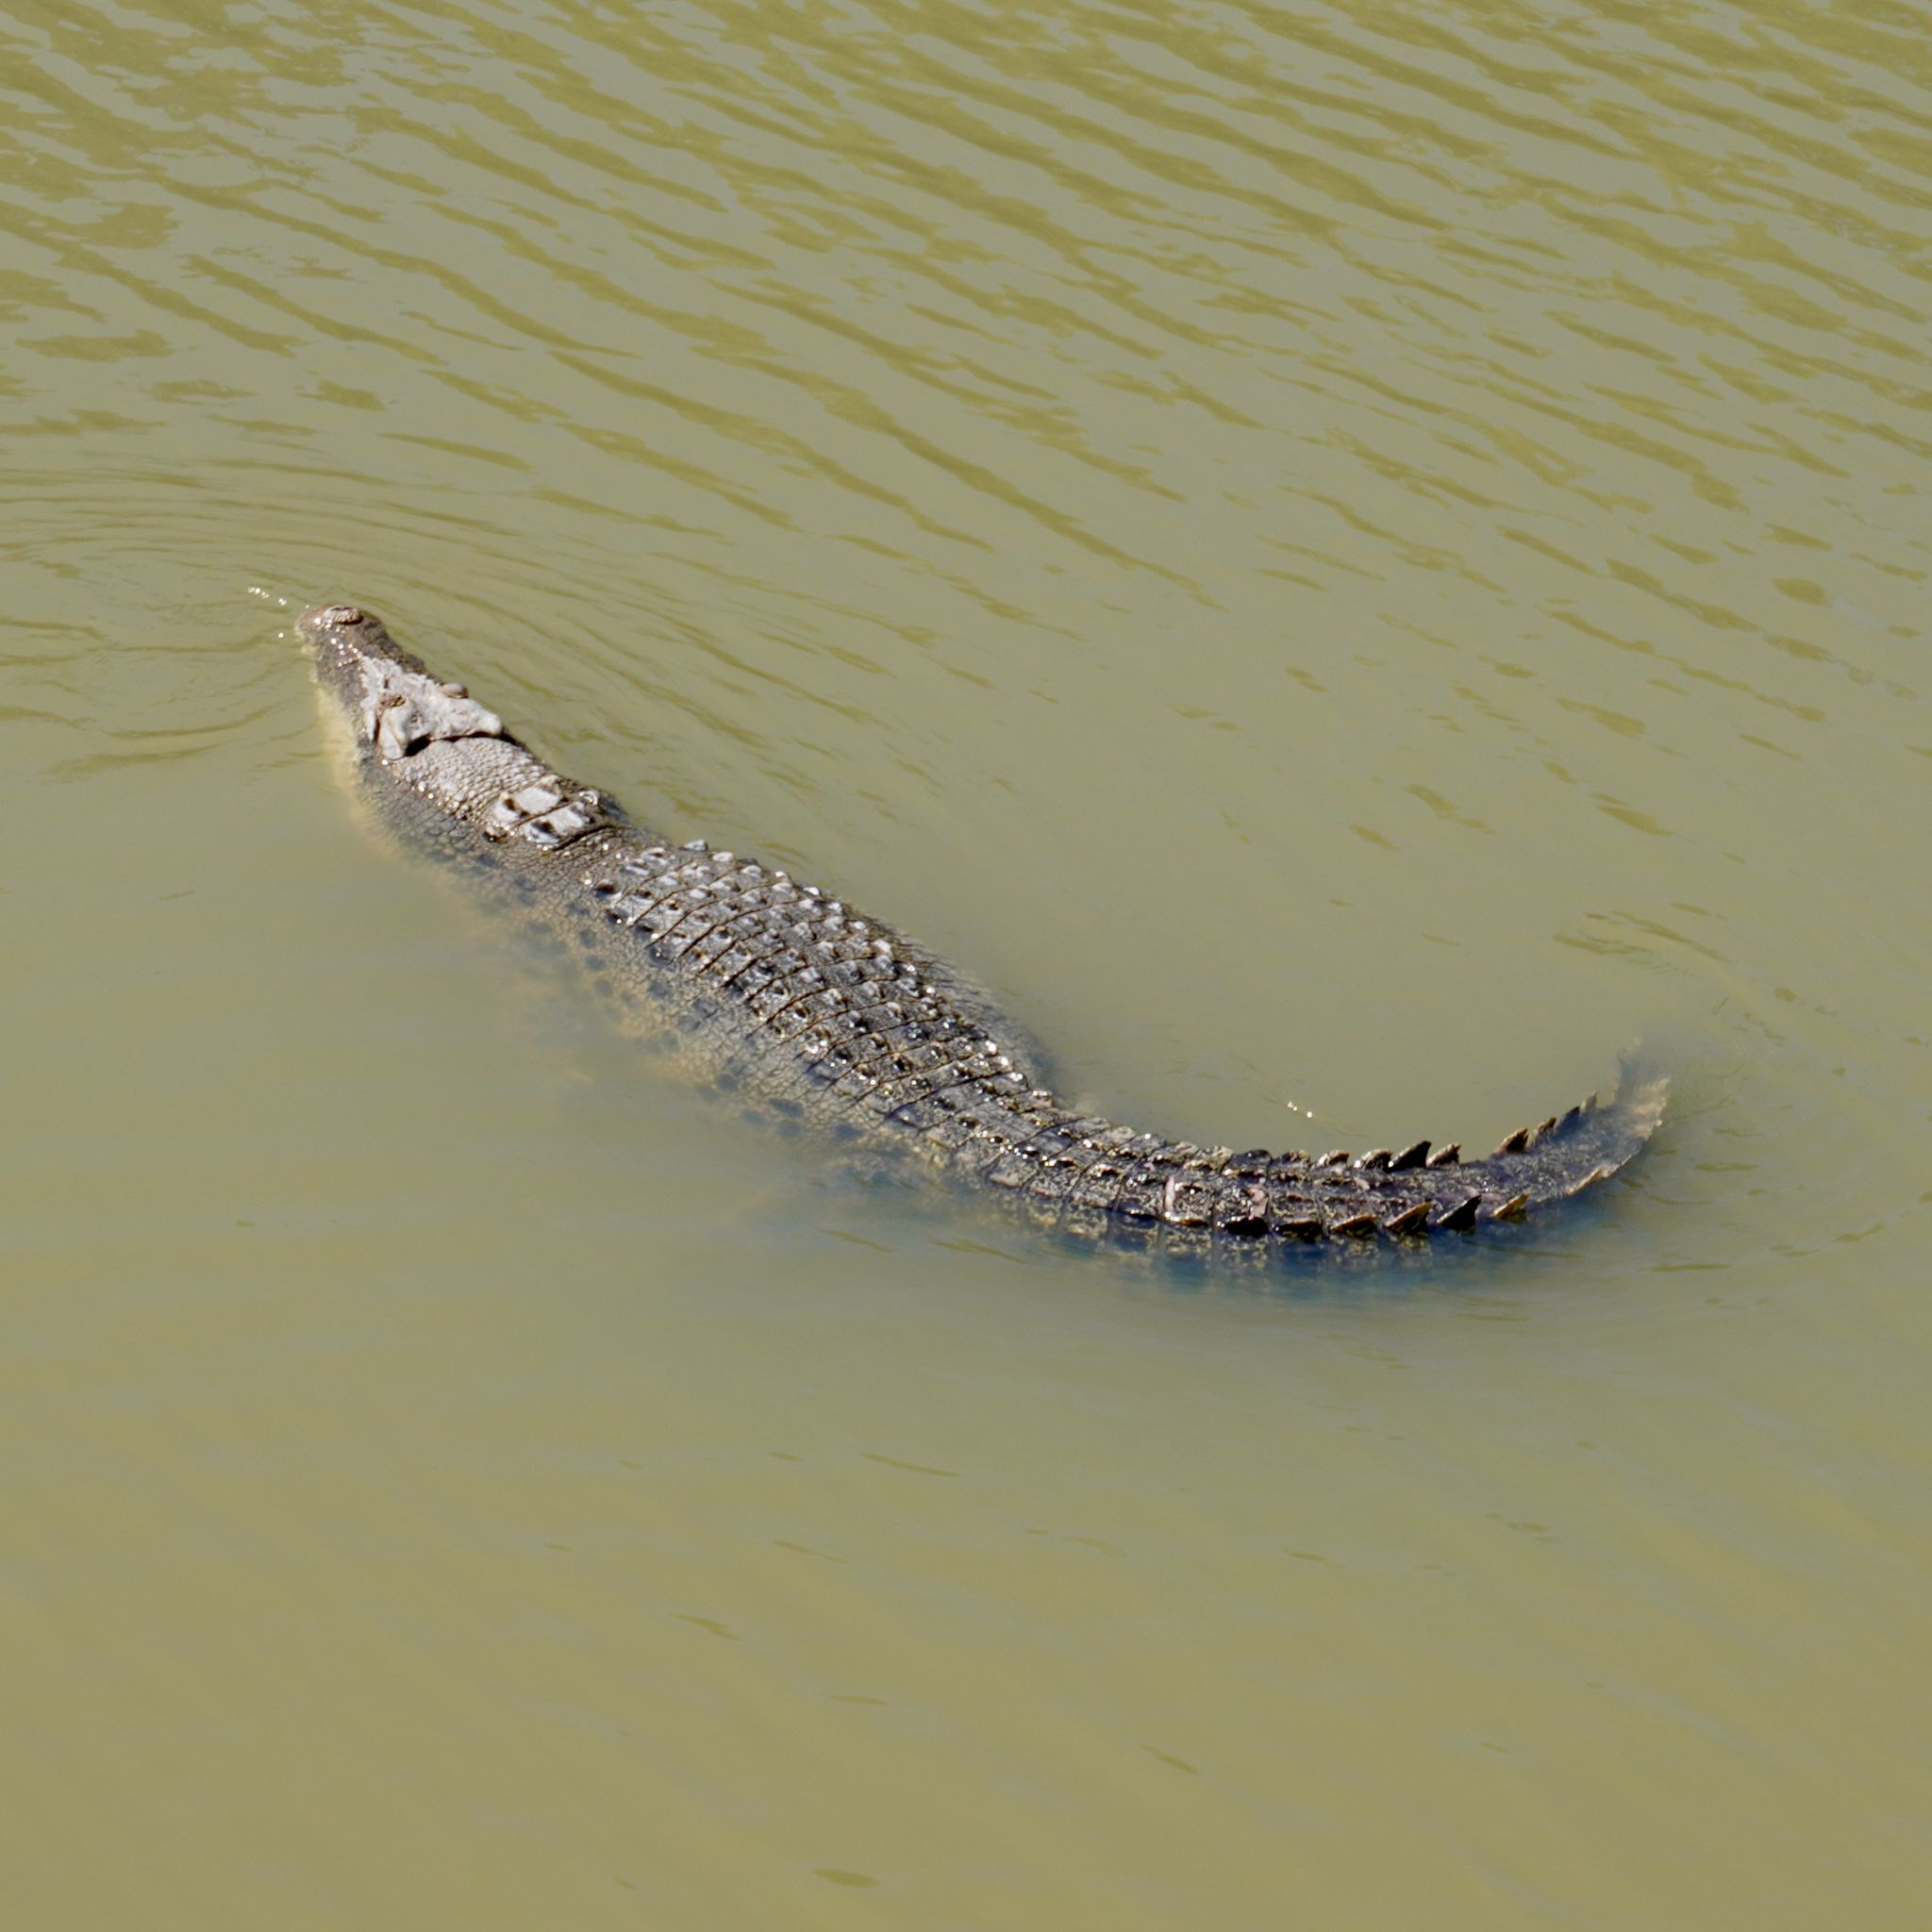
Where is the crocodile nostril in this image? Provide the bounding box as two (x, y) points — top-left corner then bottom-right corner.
(317, 604), (364, 626)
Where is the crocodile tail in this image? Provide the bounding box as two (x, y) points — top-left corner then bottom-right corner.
(1457, 1069), (1669, 1220)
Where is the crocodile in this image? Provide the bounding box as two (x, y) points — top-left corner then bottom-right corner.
(301, 602), (1665, 1255)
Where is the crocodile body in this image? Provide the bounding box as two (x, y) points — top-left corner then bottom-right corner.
(302, 603), (1665, 1254)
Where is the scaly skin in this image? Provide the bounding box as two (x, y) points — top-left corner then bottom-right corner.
(302, 603), (1666, 1253)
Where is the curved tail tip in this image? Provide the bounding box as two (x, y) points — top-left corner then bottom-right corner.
(1477, 1063), (1668, 1213)
(1569, 1067), (1669, 1202)
(1618, 1068), (1670, 1137)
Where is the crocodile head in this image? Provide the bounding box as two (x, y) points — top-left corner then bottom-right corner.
(300, 602), (511, 765)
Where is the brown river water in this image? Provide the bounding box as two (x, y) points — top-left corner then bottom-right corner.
(2, 1), (1928, 1925)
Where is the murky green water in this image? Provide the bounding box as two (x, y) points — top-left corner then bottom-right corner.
(4, 0), (1928, 1924)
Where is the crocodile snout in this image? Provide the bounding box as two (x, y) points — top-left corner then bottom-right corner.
(298, 602), (369, 634)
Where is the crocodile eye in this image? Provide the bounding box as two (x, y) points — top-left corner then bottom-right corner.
(318, 604), (364, 626)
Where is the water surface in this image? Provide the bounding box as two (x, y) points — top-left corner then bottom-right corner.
(3, 0), (1928, 1925)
